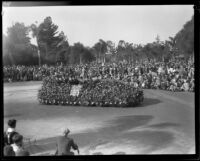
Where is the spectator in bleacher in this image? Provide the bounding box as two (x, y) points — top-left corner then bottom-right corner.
(3, 58), (194, 92)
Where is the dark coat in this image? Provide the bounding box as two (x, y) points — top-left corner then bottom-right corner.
(3, 145), (15, 156)
(55, 136), (78, 155)
(4, 131), (19, 146)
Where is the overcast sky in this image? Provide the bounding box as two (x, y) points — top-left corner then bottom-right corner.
(2, 5), (193, 47)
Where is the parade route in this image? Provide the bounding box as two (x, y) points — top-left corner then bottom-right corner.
(3, 81), (195, 155)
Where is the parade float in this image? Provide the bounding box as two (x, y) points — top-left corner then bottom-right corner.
(38, 74), (144, 107)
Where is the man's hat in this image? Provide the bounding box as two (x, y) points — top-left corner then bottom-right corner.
(61, 127), (70, 135)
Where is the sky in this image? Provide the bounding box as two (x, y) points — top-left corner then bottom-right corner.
(2, 5), (193, 47)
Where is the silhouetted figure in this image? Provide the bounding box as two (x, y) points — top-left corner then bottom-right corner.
(4, 145), (15, 156)
(4, 119), (19, 146)
(11, 134), (30, 156)
(55, 128), (79, 155)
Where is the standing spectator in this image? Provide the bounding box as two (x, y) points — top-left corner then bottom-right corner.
(4, 119), (19, 146)
(4, 145), (15, 156)
(182, 80), (190, 91)
(55, 128), (79, 155)
(11, 134), (30, 156)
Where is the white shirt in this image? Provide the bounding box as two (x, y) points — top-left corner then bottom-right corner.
(158, 67), (163, 74)
(11, 144), (20, 153)
(6, 128), (15, 144)
(183, 82), (189, 91)
(7, 127), (15, 133)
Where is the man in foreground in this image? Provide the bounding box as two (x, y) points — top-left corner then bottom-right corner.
(55, 128), (80, 155)
(11, 134), (30, 156)
(4, 119), (18, 146)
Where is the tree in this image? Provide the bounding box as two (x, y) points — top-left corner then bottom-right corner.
(93, 42), (101, 63)
(155, 35), (161, 44)
(56, 31), (69, 64)
(124, 42), (133, 63)
(162, 40), (172, 62)
(3, 22), (38, 65)
(93, 39), (107, 64)
(174, 16), (194, 57)
(82, 47), (95, 64)
(116, 40), (126, 62)
(30, 22), (41, 66)
(106, 40), (116, 62)
(69, 42), (84, 64)
(30, 16), (66, 64)
(106, 40), (116, 55)
(116, 40), (136, 63)
(68, 43), (95, 65)
(164, 37), (177, 60)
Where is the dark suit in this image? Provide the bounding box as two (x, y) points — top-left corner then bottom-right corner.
(4, 131), (18, 146)
(3, 145), (15, 156)
(55, 136), (78, 155)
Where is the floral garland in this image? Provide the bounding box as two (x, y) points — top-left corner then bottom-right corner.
(38, 75), (144, 107)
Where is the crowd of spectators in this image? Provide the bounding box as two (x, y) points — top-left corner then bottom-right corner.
(3, 65), (48, 82)
(4, 119), (79, 156)
(4, 119), (30, 156)
(3, 58), (194, 92)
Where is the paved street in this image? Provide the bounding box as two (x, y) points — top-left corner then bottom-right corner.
(4, 81), (195, 155)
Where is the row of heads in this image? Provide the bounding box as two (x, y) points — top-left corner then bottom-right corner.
(7, 119), (70, 135)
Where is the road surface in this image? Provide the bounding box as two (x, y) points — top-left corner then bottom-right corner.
(3, 81), (195, 155)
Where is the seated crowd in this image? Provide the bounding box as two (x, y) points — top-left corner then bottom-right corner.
(4, 58), (194, 92)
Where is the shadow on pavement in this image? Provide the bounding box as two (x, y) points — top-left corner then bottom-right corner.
(122, 130), (174, 153)
(4, 113), (22, 118)
(138, 98), (162, 107)
(146, 122), (180, 129)
(25, 114), (175, 155)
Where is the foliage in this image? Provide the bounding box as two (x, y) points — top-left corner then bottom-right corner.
(3, 23), (38, 65)
(30, 17), (69, 65)
(93, 39), (108, 63)
(3, 15), (194, 66)
(174, 16), (194, 57)
(68, 43), (95, 65)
